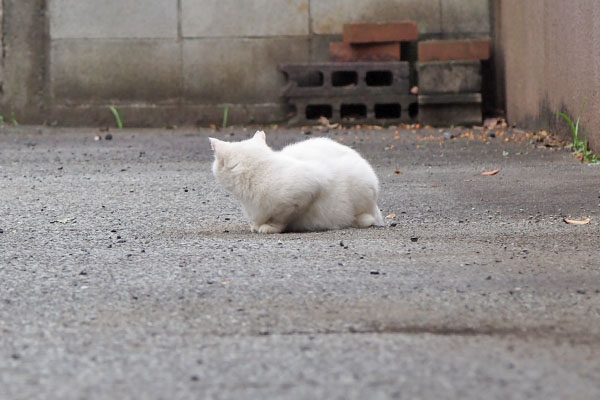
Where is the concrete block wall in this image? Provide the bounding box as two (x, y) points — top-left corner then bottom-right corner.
(1, 0), (491, 126)
(493, 0), (600, 152)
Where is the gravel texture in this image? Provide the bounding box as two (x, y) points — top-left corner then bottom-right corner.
(1, 125), (599, 399)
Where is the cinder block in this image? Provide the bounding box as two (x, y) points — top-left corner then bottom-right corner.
(343, 22), (418, 44)
(418, 61), (481, 94)
(311, 0), (441, 35)
(287, 94), (418, 125)
(418, 93), (482, 126)
(182, 0), (309, 37)
(418, 39), (491, 62)
(330, 42), (401, 62)
(441, 0), (491, 34)
(50, 0), (177, 39)
(280, 62), (410, 98)
(50, 40), (181, 103)
(183, 38), (310, 103)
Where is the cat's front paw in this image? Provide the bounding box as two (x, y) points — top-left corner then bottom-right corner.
(257, 223), (284, 234)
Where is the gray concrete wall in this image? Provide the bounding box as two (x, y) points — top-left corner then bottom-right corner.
(494, 0), (600, 152)
(1, 0), (491, 126)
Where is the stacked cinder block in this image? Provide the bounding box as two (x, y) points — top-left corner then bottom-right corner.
(281, 22), (419, 125)
(417, 39), (491, 126)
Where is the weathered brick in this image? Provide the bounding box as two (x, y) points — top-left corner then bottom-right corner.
(329, 42), (401, 62)
(418, 39), (491, 62)
(418, 61), (481, 94)
(343, 22), (418, 44)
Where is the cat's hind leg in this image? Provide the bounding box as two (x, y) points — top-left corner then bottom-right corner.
(372, 204), (384, 226)
(354, 213), (376, 228)
(257, 222), (285, 234)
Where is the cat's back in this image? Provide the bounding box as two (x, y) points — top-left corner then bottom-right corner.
(280, 137), (358, 162)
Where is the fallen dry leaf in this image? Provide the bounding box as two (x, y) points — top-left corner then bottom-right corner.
(563, 218), (591, 225)
(318, 116), (339, 129)
(385, 213), (396, 219)
(481, 169), (501, 176)
(394, 170), (402, 174)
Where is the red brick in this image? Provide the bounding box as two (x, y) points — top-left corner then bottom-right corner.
(329, 42), (401, 62)
(343, 22), (418, 44)
(418, 39), (491, 62)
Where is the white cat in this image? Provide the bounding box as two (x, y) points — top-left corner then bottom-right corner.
(209, 131), (383, 233)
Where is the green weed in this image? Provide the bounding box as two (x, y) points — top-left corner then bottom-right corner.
(557, 99), (598, 163)
(109, 106), (124, 129)
(222, 106), (229, 128)
(10, 112), (18, 126)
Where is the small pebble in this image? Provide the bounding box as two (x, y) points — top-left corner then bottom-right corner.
(486, 276), (492, 280)
(370, 270), (380, 275)
(443, 132), (456, 140)
(410, 237), (419, 242)
(0, 228), (3, 234)
(105, 133), (113, 140)
(339, 241), (344, 247)
(576, 289), (587, 295)
(303, 130), (312, 135)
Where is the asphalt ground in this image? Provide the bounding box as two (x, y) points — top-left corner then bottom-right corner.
(1, 125), (599, 399)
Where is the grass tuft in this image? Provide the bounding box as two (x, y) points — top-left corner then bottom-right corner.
(222, 106), (229, 129)
(109, 106), (124, 129)
(557, 99), (598, 163)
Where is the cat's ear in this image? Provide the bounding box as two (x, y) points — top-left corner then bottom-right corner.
(253, 130), (266, 143)
(209, 137), (223, 152)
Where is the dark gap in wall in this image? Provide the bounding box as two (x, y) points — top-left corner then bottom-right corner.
(332, 71), (357, 87)
(305, 104), (332, 120)
(375, 103), (401, 119)
(340, 104), (367, 119)
(365, 71), (393, 86)
(409, 103), (419, 118)
(297, 71), (324, 87)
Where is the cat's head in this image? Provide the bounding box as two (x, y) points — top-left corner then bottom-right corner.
(209, 130), (270, 181)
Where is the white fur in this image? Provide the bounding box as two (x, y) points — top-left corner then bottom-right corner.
(209, 131), (383, 233)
